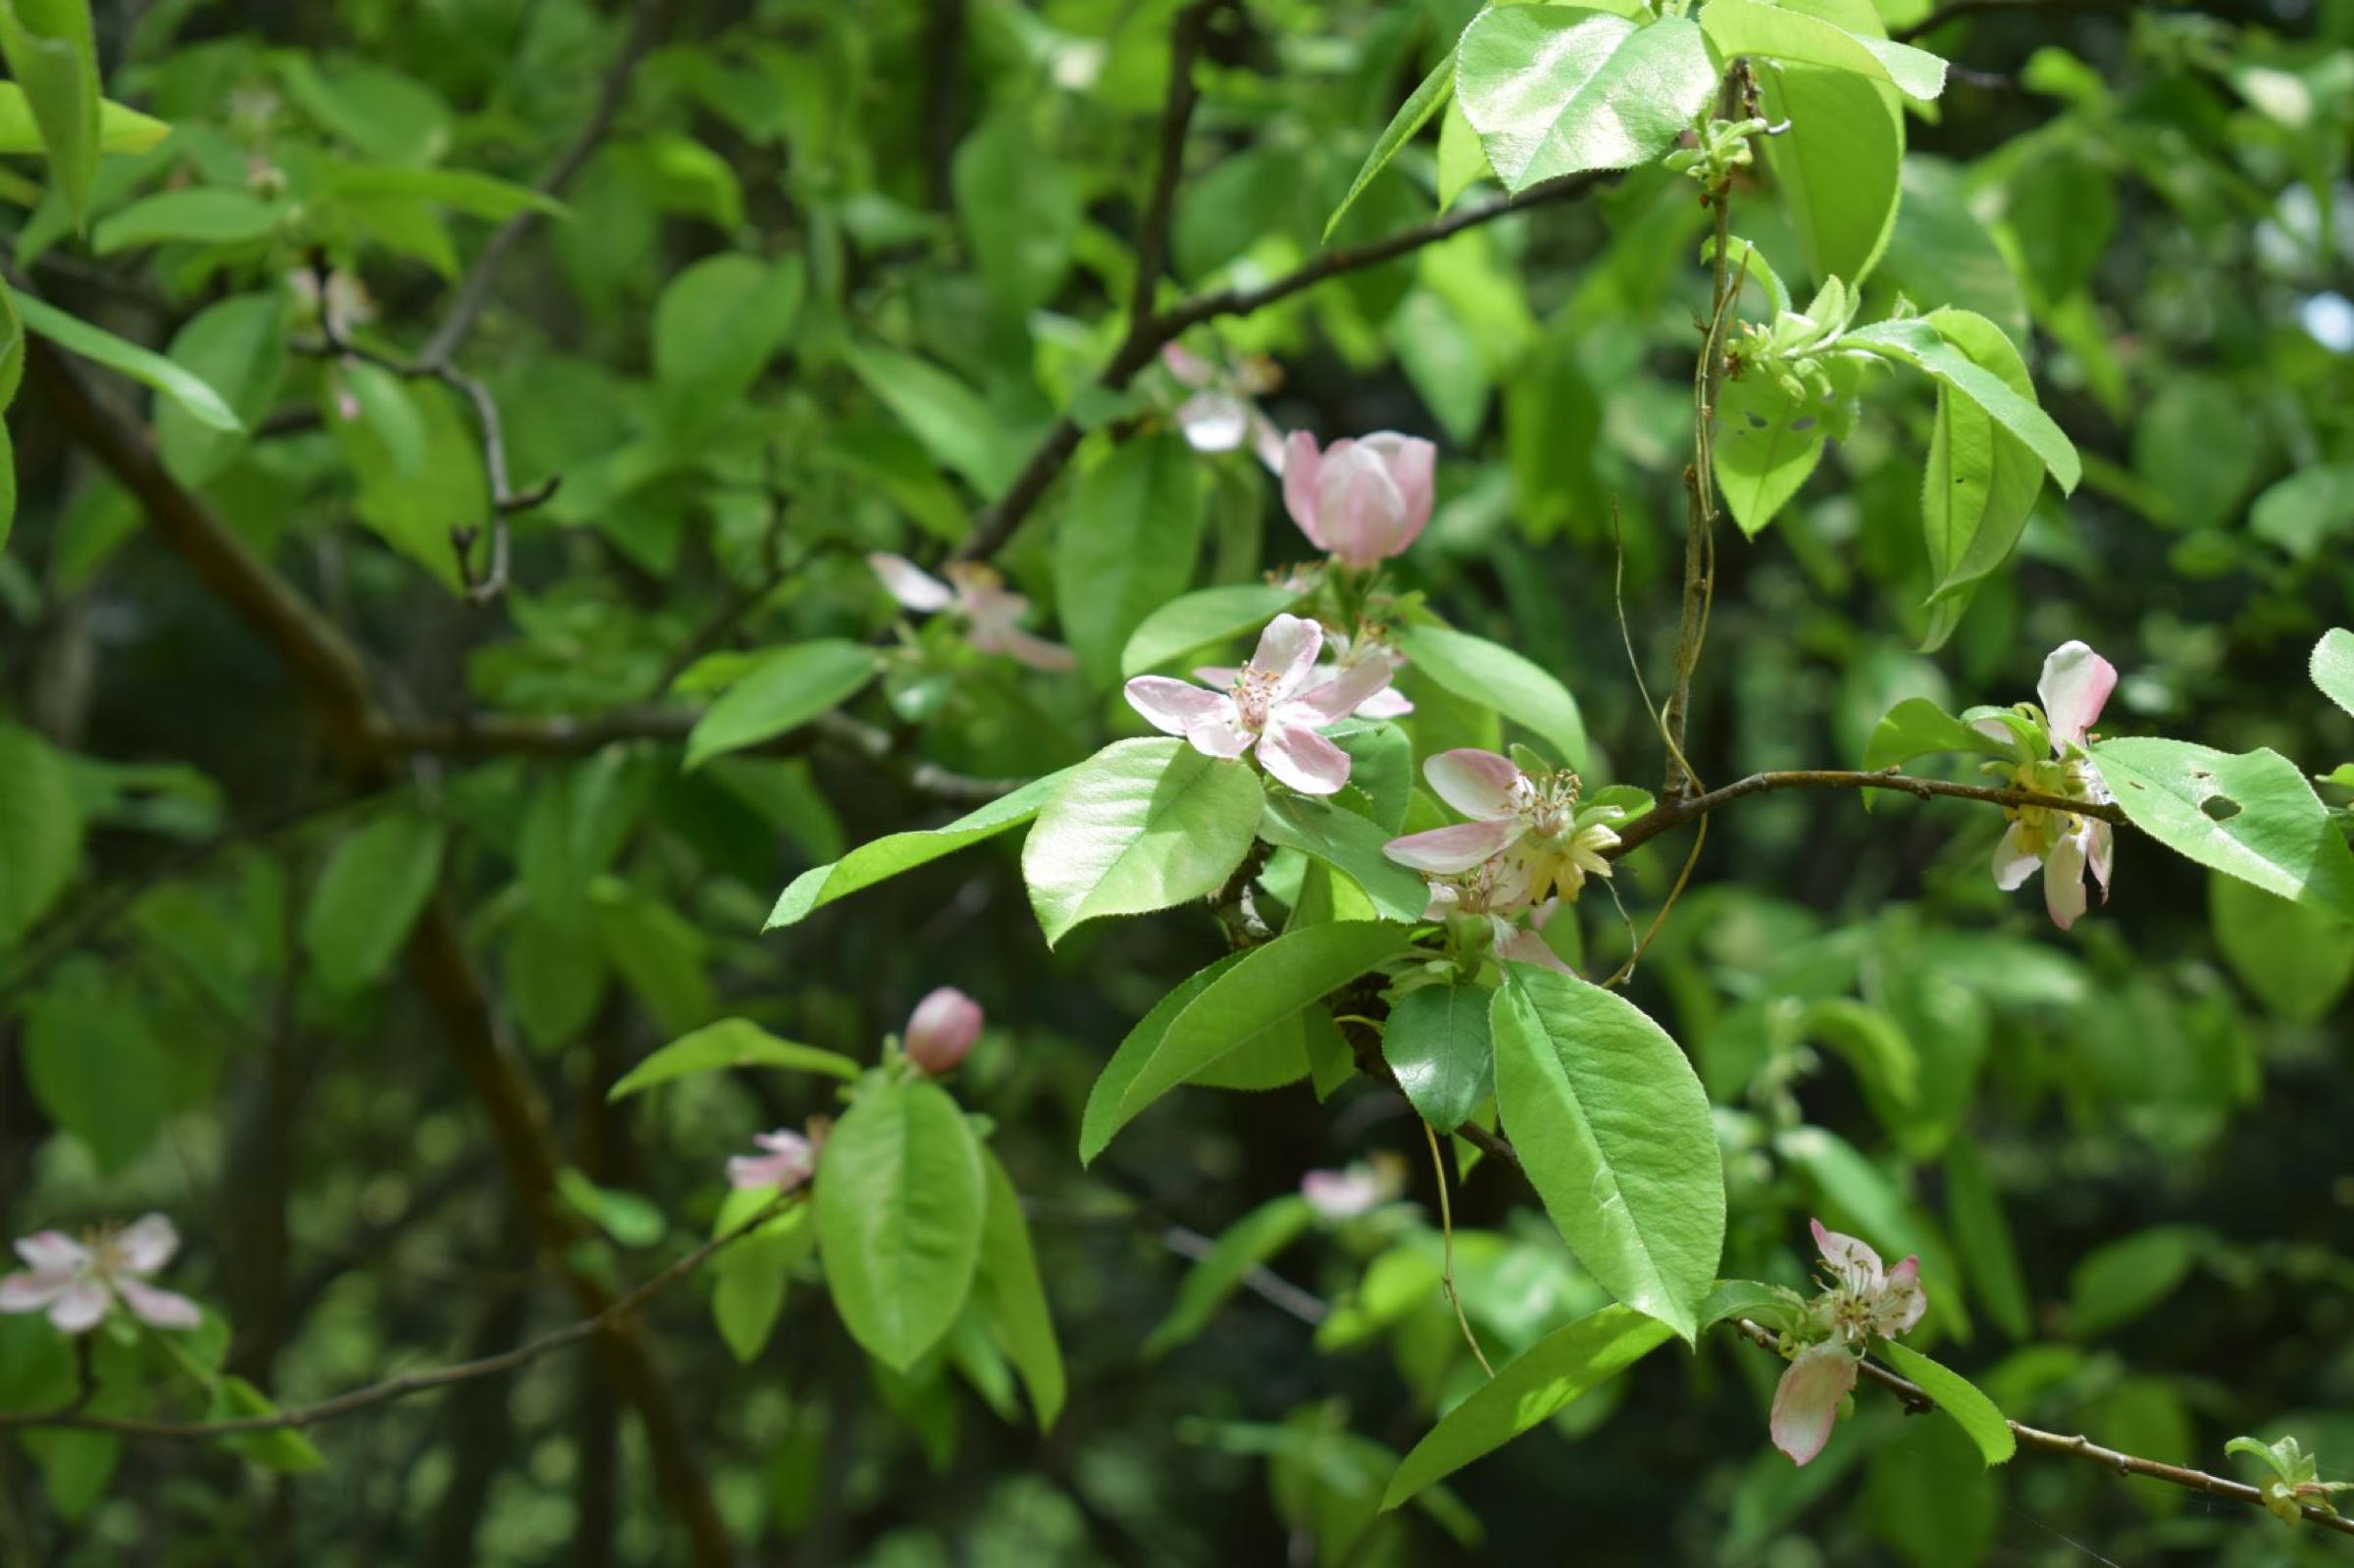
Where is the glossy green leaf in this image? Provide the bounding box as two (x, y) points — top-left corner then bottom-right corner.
(0, 722), (82, 945)
(684, 640), (880, 769)
(1863, 696), (2006, 773)
(18, 293), (244, 432)
(1120, 582), (1305, 678)
(1382, 982), (1494, 1135)
(1760, 61), (1902, 286)
(1107, 921), (1413, 1145)
(2092, 737), (2354, 921)
(1490, 964), (1724, 1340)
(768, 768), (1070, 928)
(1079, 949), (1250, 1164)
(1699, 0), (1946, 99)
(1877, 1342), (2016, 1464)
(1715, 369), (1826, 536)
(709, 1189), (814, 1365)
(0, 0), (100, 226)
(1845, 317), (2079, 491)
(1256, 794), (1429, 923)
(1381, 1305), (1673, 1509)
(1327, 49), (1456, 239)
(815, 1077), (986, 1371)
(92, 188), (286, 254)
(301, 809), (445, 992)
(2311, 628), (2354, 719)
(608, 1018), (860, 1100)
(1397, 623), (1587, 769)
(1455, 10), (1715, 192)
(1055, 432), (1205, 687)
(1020, 737), (1263, 945)
(974, 1149), (1065, 1428)
(1700, 1279), (1807, 1334)
(1919, 309), (2045, 648)
(154, 291), (288, 486)
(1143, 1193), (1314, 1358)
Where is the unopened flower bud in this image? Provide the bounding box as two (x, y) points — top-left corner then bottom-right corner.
(904, 986), (983, 1076)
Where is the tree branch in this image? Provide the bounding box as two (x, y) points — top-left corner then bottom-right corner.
(1728, 1321), (2354, 1537)
(0, 1195), (800, 1440)
(1605, 768), (2128, 859)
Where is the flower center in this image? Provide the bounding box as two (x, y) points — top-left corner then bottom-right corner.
(1513, 770), (1582, 844)
(1230, 666), (1281, 733)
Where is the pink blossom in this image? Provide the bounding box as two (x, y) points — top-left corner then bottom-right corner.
(1282, 431), (1435, 570)
(1161, 343), (1286, 471)
(1124, 614), (1391, 795)
(1770, 1341), (1859, 1466)
(728, 1130), (815, 1192)
(1808, 1220), (1926, 1341)
(0, 1215), (201, 1335)
(1977, 641), (2117, 930)
(1192, 629), (1412, 723)
(1301, 1167), (1381, 1222)
(1768, 1220), (1928, 1466)
(869, 554), (1075, 673)
(904, 986), (983, 1075)
(1384, 750), (1621, 903)
(1421, 855), (1571, 974)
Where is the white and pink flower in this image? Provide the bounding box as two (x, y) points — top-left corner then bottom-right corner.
(1160, 342), (1285, 471)
(1384, 749), (1621, 904)
(1124, 614), (1392, 795)
(1769, 1220), (1927, 1466)
(1282, 431), (1435, 571)
(903, 986), (983, 1076)
(728, 1130), (816, 1193)
(1976, 640), (2117, 931)
(1192, 628), (1412, 723)
(0, 1215), (202, 1335)
(869, 554), (1075, 673)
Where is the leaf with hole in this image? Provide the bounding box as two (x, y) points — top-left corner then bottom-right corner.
(2092, 737), (2354, 922)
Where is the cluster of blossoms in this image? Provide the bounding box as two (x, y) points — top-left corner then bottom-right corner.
(1382, 750), (1631, 970)
(1, 1214), (202, 1336)
(1978, 640), (2118, 931)
(727, 987), (984, 1194)
(869, 555), (1076, 673)
(1768, 1220), (1928, 1466)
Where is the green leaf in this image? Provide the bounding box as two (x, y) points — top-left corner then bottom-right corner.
(154, 291), (288, 487)
(1079, 950), (1247, 1163)
(1255, 794), (1429, 924)
(1105, 922), (1413, 1146)
(0, 0), (100, 227)
(1020, 737), (1263, 946)
(2249, 465), (2354, 561)
(1863, 696), (2007, 773)
(1382, 982), (1494, 1135)
(2312, 629), (2354, 719)
(1699, 0), (1946, 99)
(301, 809), (445, 992)
(709, 1190), (814, 1365)
(23, 959), (166, 1174)
(0, 722), (82, 946)
(1881, 157), (2030, 350)
(1942, 1138), (2030, 1341)
(2092, 737), (2354, 921)
(2066, 1226), (2200, 1340)
(1055, 432), (1205, 687)
(651, 253), (804, 429)
(608, 1018), (860, 1100)
(555, 1168), (665, 1247)
(1381, 1305), (1673, 1509)
(91, 188), (285, 254)
(0, 273), (23, 410)
(0, 422), (16, 553)
(2211, 873), (2354, 1024)
(1455, 10), (1717, 192)
(17, 293), (244, 432)
(0, 82), (166, 156)
(1436, 93), (1491, 210)
(337, 375), (479, 590)
(1397, 623), (1587, 769)
(207, 1377), (326, 1473)
(847, 345), (1022, 497)
(1714, 370), (1827, 536)
(1327, 49), (1456, 240)
(322, 163), (566, 219)
(767, 768), (1070, 929)
(590, 883), (715, 1037)
(951, 112), (1080, 312)
(1490, 965), (1724, 1340)
(814, 1077), (986, 1371)
(1760, 63), (1903, 286)
(1844, 317), (2079, 492)
(1877, 1342), (2016, 1465)
(1700, 1279), (1807, 1334)
(684, 640), (880, 770)
(1918, 309), (2045, 648)
(1120, 582), (1305, 679)
(974, 1149), (1065, 1428)
(1143, 1194), (1315, 1358)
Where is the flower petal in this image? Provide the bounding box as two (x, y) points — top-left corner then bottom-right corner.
(993, 628), (1078, 673)
(1990, 820), (2040, 891)
(47, 1280), (111, 1335)
(1383, 819), (1520, 875)
(868, 553), (956, 613)
(1281, 431), (1326, 549)
(117, 1214), (180, 1276)
(1812, 1219), (1885, 1291)
(15, 1231), (87, 1274)
(1250, 614), (1324, 699)
(1360, 431), (1436, 548)
(0, 1271), (70, 1313)
(1175, 391), (1249, 452)
(2037, 640), (2117, 751)
(2086, 820), (2115, 897)
(1286, 658), (1394, 726)
(1424, 749), (1523, 821)
(2045, 830), (2089, 930)
(1160, 341), (1214, 387)
(1498, 925), (1572, 975)
(1187, 718), (1254, 759)
(1250, 413), (1288, 475)
(1124, 677), (1233, 737)
(1353, 686), (1414, 719)
(1880, 1256), (1928, 1336)
(1316, 444), (1410, 569)
(1256, 723), (1352, 795)
(1770, 1343), (1859, 1466)
(117, 1278), (202, 1331)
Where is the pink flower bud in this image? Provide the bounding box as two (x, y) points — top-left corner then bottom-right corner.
(1282, 430), (1436, 570)
(904, 986), (983, 1075)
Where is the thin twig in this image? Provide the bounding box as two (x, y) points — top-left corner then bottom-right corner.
(0, 1195), (801, 1439)
(1127, 0), (1234, 331)
(1423, 1121), (1494, 1378)
(1162, 1227), (1327, 1328)
(1728, 1320), (2354, 1537)
(1605, 768), (2127, 860)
